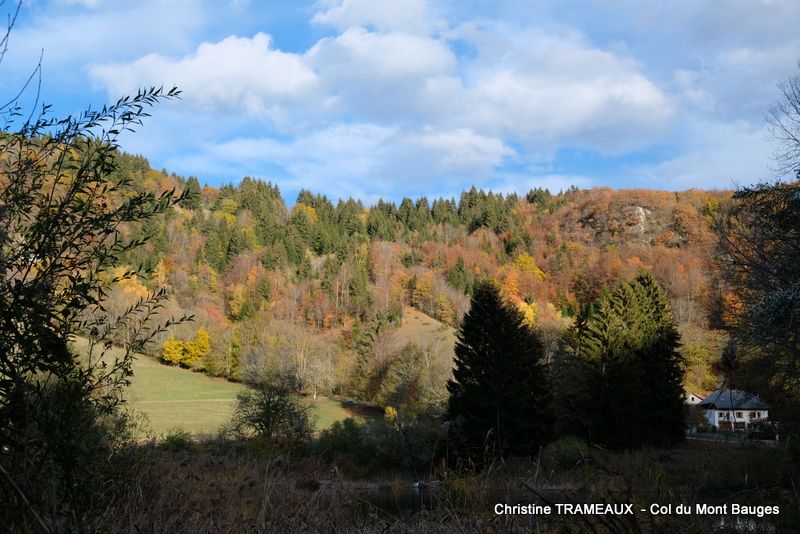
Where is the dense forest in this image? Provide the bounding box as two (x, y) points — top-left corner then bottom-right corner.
(106, 152), (733, 412)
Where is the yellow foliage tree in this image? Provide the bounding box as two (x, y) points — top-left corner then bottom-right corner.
(228, 284), (248, 319)
(219, 198), (239, 215)
(292, 203), (319, 224)
(161, 338), (185, 365)
(161, 329), (211, 366)
(514, 253), (546, 280)
(153, 259), (170, 286)
(514, 298), (538, 328)
(114, 266), (150, 300)
(435, 294), (455, 326)
(183, 328), (211, 365)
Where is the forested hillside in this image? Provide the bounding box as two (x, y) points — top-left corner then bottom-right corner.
(106, 153), (731, 408)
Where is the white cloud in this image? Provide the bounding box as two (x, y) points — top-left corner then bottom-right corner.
(309, 27), (454, 81)
(306, 27), (458, 121)
(455, 27), (674, 152)
(77, 0), (799, 195)
(412, 128), (512, 173)
(312, 0), (432, 33)
(668, 41), (800, 126)
(635, 119), (773, 189)
(92, 21), (673, 153)
(90, 33), (318, 120)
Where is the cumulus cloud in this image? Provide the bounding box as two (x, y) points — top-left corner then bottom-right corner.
(453, 26), (674, 152)
(306, 27), (458, 121)
(76, 0), (798, 197)
(90, 33), (317, 121)
(635, 119), (773, 189)
(91, 21), (671, 153)
(411, 128), (512, 173)
(312, 0), (433, 33)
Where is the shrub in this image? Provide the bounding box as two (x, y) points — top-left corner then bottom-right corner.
(315, 418), (379, 477)
(0, 79), (183, 529)
(315, 412), (446, 478)
(540, 436), (589, 472)
(231, 379), (313, 448)
(159, 429), (195, 452)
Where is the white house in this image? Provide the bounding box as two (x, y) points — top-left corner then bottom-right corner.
(685, 391), (704, 405)
(698, 389), (769, 430)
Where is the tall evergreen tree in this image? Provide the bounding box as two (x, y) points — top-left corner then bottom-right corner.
(448, 256), (470, 293)
(398, 197), (416, 230)
(634, 273), (685, 445)
(184, 176), (202, 210)
(566, 272), (684, 448)
(432, 197), (457, 225)
(447, 281), (552, 459)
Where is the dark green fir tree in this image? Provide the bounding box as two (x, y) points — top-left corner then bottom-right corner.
(568, 271), (685, 448)
(447, 280), (552, 459)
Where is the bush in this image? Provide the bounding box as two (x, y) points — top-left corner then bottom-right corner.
(315, 418), (379, 476)
(0, 21), (183, 526)
(159, 429), (195, 452)
(315, 412), (446, 478)
(540, 436), (589, 472)
(231, 380), (313, 449)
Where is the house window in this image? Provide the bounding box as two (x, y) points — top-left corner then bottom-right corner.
(750, 412), (756, 418)
(736, 411), (743, 419)
(718, 412), (727, 420)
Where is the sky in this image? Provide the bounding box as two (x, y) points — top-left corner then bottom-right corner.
(2, 0), (799, 203)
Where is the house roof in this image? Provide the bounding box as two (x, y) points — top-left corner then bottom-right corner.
(698, 389), (768, 410)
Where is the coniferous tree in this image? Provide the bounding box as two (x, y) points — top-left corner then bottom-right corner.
(184, 176), (202, 210)
(447, 280), (552, 459)
(448, 256), (470, 293)
(634, 273), (685, 445)
(398, 197), (416, 230)
(566, 272), (684, 448)
(432, 197), (458, 225)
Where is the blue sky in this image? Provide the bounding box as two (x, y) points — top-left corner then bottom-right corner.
(3, 0), (799, 202)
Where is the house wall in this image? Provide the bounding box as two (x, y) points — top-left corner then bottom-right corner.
(703, 409), (768, 428)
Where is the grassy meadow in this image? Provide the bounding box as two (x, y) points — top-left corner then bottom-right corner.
(72, 337), (357, 436)
(70, 306), (452, 438)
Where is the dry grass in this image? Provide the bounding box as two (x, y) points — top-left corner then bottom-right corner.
(94, 439), (796, 534)
(394, 307), (457, 358)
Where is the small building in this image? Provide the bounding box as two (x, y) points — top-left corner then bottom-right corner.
(685, 391), (704, 405)
(698, 389), (769, 430)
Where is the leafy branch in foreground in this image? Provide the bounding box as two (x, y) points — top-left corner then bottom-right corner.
(0, 86), (188, 531)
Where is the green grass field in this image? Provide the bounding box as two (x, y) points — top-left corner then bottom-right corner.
(70, 307), (453, 437)
(304, 397), (355, 429)
(72, 338), (358, 437)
